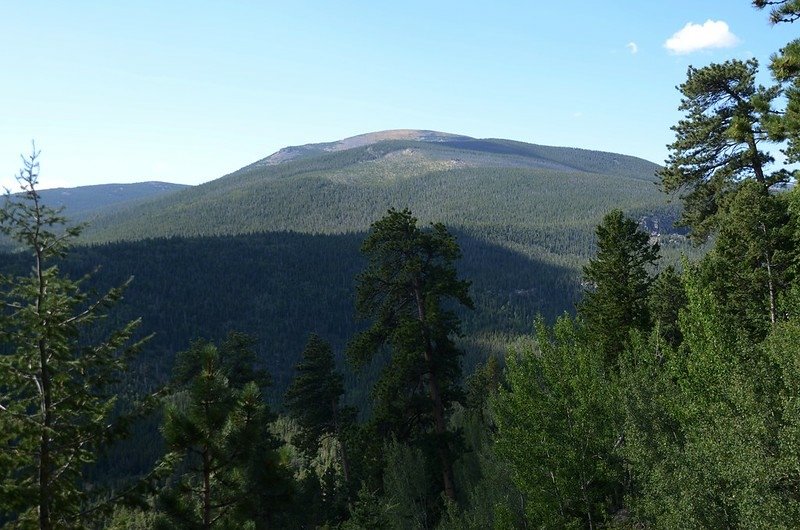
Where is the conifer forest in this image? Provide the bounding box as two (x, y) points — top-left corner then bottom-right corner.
(4, 2), (800, 528)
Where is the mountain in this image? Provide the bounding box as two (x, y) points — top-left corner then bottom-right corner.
(1, 130), (684, 479)
(37, 181), (187, 222)
(5, 131), (686, 400)
(59, 129), (684, 393)
(83, 130), (674, 271)
(0, 181), (186, 252)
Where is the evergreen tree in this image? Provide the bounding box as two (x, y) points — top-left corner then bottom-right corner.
(648, 265), (688, 350)
(339, 484), (390, 530)
(440, 357), (527, 530)
(659, 58), (786, 240)
(347, 208), (473, 503)
(284, 334), (352, 477)
(0, 147), (146, 528)
(284, 334), (353, 526)
(155, 339), (290, 529)
(700, 181), (793, 334)
(578, 209), (659, 366)
(754, 0), (800, 24)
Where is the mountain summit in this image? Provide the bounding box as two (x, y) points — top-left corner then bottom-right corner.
(83, 129), (672, 271)
(251, 129), (472, 168)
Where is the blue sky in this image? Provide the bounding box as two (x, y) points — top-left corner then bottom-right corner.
(1, 1), (796, 190)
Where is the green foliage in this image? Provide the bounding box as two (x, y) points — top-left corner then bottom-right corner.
(340, 483), (391, 530)
(754, 0), (800, 23)
(464, 354), (501, 413)
(283, 334), (353, 526)
(284, 334), (350, 457)
(761, 318), (800, 515)
(155, 339), (291, 529)
(579, 209), (660, 366)
(382, 438), (433, 529)
(105, 504), (159, 529)
(660, 58), (785, 240)
(493, 317), (624, 527)
(440, 366), (527, 530)
(763, 32), (800, 164)
(348, 209), (473, 506)
(622, 271), (792, 528)
(699, 181), (793, 337)
(0, 147), (147, 528)
(648, 265), (688, 349)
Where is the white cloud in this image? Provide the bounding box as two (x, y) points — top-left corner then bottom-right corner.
(664, 20), (739, 54)
(626, 41), (638, 54)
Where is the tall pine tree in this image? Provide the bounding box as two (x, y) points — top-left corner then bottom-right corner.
(284, 334), (353, 482)
(347, 208), (473, 504)
(0, 146), (146, 528)
(659, 58), (786, 241)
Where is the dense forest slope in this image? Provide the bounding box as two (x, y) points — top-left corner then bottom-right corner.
(5, 131), (682, 404)
(58, 231), (574, 398)
(83, 131), (676, 270)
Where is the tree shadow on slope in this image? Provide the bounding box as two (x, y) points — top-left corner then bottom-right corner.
(2, 229), (576, 482)
(58, 230), (577, 393)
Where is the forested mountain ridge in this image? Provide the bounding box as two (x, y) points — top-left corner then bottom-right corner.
(37, 181), (187, 222)
(82, 130), (676, 271)
(0, 181), (187, 252)
(1, 131), (676, 406)
(0, 130), (683, 404)
(7, 1), (800, 525)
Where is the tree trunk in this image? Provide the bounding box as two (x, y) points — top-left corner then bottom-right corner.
(35, 203), (52, 530)
(413, 281), (457, 502)
(203, 446), (212, 530)
(760, 222), (778, 325)
(332, 397), (351, 484)
(39, 337), (52, 530)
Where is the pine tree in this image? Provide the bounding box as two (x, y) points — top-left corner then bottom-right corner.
(754, 0), (800, 25)
(700, 181), (793, 335)
(648, 265), (688, 350)
(284, 334), (353, 483)
(155, 339), (290, 529)
(347, 208), (473, 503)
(660, 58), (786, 241)
(0, 146), (146, 528)
(578, 209), (659, 367)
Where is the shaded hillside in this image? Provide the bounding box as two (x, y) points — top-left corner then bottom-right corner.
(2, 226), (578, 481)
(53, 230), (577, 398)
